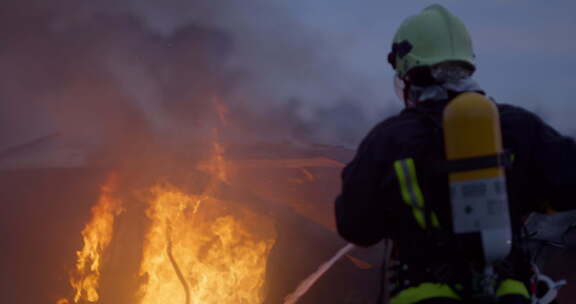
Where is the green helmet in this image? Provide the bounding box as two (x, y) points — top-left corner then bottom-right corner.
(388, 4), (475, 79)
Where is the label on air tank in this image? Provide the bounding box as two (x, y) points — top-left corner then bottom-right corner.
(450, 177), (511, 234)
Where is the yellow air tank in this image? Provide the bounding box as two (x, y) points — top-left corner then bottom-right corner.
(443, 92), (511, 265)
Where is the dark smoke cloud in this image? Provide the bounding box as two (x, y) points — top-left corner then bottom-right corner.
(0, 0), (390, 166)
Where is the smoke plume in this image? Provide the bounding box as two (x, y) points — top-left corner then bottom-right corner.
(0, 0), (392, 166)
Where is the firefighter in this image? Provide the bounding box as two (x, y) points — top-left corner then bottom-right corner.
(335, 4), (576, 304)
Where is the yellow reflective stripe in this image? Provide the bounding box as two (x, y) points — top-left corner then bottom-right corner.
(407, 159), (441, 228)
(496, 279), (529, 298)
(394, 161), (412, 206)
(394, 159), (437, 229)
(395, 160), (425, 229)
(390, 283), (461, 304)
(394, 159), (421, 210)
(394, 159), (441, 229)
(405, 159), (424, 208)
(411, 208), (426, 229)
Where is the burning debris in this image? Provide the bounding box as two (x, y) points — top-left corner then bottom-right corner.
(64, 173), (260, 304)
(59, 173), (275, 304)
(56, 94), (279, 303)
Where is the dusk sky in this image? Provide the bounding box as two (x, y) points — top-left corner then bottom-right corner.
(283, 0), (576, 133)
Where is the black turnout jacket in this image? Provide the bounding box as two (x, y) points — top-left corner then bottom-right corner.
(335, 97), (576, 277)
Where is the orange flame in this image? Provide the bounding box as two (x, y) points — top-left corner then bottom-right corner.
(137, 183), (275, 304)
(69, 174), (124, 303)
(60, 98), (276, 303)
